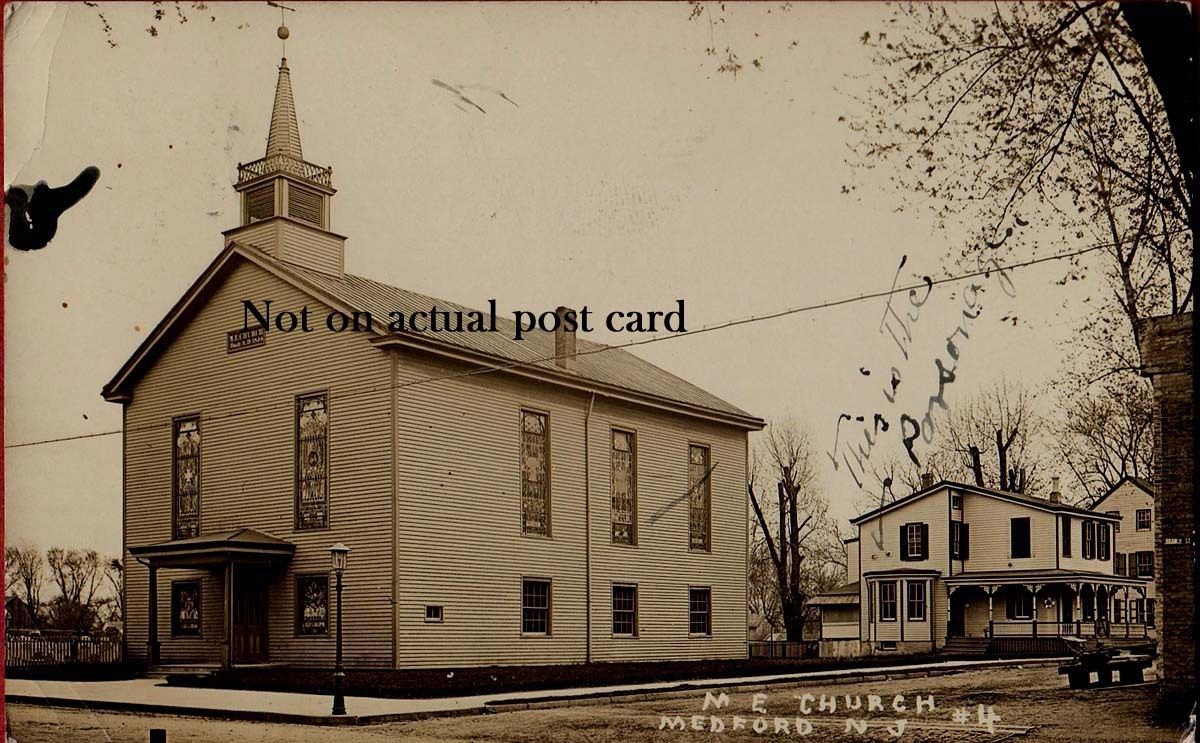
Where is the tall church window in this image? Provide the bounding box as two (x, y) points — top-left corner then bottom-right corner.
(688, 445), (712, 551)
(296, 393), (329, 530)
(521, 411), (550, 536)
(611, 430), (636, 545)
(172, 417), (201, 539)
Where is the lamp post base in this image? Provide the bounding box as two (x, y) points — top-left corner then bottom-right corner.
(332, 670), (346, 716)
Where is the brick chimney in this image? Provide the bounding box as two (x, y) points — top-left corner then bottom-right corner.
(920, 472), (935, 490)
(554, 306), (577, 372)
(1049, 476), (1061, 503)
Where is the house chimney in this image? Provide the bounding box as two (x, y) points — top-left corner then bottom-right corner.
(1050, 476), (1061, 503)
(920, 472), (935, 490)
(554, 306), (577, 372)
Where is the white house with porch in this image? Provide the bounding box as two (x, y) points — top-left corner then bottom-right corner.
(814, 479), (1152, 657)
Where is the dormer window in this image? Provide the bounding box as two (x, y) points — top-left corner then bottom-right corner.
(246, 183), (275, 222)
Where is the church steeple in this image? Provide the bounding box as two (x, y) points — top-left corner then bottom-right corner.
(227, 20), (345, 276)
(266, 58), (302, 160)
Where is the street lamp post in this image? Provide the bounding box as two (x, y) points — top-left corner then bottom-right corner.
(330, 543), (350, 716)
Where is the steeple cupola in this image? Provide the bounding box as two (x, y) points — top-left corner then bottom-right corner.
(226, 23), (345, 276)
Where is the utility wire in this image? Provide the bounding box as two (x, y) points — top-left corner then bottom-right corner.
(3, 230), (1181, 450)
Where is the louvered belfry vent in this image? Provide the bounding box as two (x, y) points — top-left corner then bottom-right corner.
(246, 184), (276, 222)
(288, 185), (323, 226)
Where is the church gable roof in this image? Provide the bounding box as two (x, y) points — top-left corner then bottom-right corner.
(102, 244), (762, 429)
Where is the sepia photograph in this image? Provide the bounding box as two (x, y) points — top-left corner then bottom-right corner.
(2, 1), (1195, 741)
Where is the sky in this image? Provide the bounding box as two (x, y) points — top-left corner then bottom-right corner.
(3, 2), (1093, 558)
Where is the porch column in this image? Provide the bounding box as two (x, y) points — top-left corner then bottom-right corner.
(146, 562), (160, 669)
(1030, 584), (1040, 638)
(1080, 580), (1089, 633)
(1123, 586), (1131, 638)
(986, 587), (994, 637)
(946, 585), (953, 638)
(222, 560), (233, 670)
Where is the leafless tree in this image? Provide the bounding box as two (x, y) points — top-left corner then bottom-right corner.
(45, 548), (105, 631)
(848, 2), (1192, 384)
(1056, 375), (1154, 505)
(748, 419), (845, 641)
(98, 558), (125, 629)
(5, 543), (46, 625)
(934, 379), (1049, 495)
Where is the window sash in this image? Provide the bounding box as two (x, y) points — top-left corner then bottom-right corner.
(1135, 509), (1151, 530)
(687, 445), (711, 551)
(688, 588), (711, 635)
(906, 582), (926, 621)
(296, 394), (329, 530)
(1136, 551), (1154, 578)
(612, 585), (637, 636)
(1007, 591), (1033, 620)
(521, 411), (550, 536)
(611, 431), (636, 545)
(906, 524), (922, 559)
(1083, 521), (1096, 559)
(172, 418), (201, 540)
(522, 579), (551, 634)
(879, 581), (897, 621)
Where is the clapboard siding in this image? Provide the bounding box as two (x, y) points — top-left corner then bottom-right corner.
(279, 219), (342, 275)
(587, 397), (747, 662)
(960, 493), (1057, 571)
(124, 259), (394, 668)
(1092, 481), (1154, 599)
(226, 221), (279, 254)
(392, 354), (749, 668)
(393, 353), (588, 667)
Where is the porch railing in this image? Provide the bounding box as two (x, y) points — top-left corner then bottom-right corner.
(987, 621), (1149, 639)
(5, 629), (124, 668)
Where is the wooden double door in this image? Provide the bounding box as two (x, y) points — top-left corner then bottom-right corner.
(231, 565), (269, 664)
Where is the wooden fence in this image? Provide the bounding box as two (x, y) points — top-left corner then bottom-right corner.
(748, 640), (819, 660)
(5, 630), (123, 667)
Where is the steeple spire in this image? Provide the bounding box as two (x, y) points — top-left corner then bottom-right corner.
(228, 13), (343, 276)
(266, 58), (303, 160)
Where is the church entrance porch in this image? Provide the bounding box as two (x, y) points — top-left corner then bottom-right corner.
(129, 528), (294, 670)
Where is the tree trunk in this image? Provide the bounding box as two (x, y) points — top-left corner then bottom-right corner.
(969, 446), (984, 486)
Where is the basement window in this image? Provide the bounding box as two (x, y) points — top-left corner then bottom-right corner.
(877, 641), (897, 651)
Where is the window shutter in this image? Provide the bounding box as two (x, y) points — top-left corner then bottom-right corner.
(1062, 518), (1071, 557)
(920, 523), (929, 560)
(899, 524), (909, 561)
(961, 524), (970, 560)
